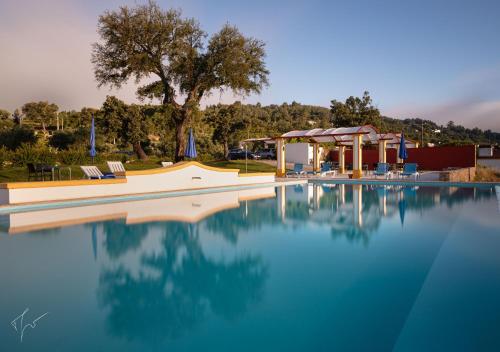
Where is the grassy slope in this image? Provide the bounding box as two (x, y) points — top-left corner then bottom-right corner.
(0, 159), (275, 183)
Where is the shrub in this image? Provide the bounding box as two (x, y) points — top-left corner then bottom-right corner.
(49, 131), (76, 150)
(59, 147), (87, 165)
(0, 126), (37, 150)
(0, 146), (11, 168)
(11, 144), (56, 166)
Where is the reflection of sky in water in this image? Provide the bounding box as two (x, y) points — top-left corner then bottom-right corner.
(0, 184), (499, 351)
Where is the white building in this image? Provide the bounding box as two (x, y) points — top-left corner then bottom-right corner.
(285, 143), (324, 165)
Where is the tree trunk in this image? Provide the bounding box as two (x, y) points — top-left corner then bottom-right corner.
(174, 118), (187, 162)
(224, 141), (229, 160)
(133, 141), (148, 160)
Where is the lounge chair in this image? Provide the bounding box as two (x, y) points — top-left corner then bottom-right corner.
(286, 163), (306, 178)
(80, 166), (116, 179)
(373, 163), (391, 179)
(401, 163), (419, 180)
(107, 161), (126, 177)
(319, 163), (336, 177)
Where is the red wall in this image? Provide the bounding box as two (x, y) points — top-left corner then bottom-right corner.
(328, 145), (476, 171)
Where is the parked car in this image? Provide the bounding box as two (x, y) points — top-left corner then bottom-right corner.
(256, 149), (276, 159)
(228, 149), (261, 160)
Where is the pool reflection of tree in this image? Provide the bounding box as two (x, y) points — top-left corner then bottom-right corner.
(96, 184), (495, 344)
(98, 221), (268, 345)
(202, 198), (280, 244)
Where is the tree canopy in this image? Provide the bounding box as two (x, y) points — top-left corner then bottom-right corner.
(92, 1), (269, 160)
(330, 91), (382, 128)
(21, 101), (59, 131)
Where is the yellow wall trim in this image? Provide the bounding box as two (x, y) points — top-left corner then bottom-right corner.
(238, 172), (276, 177)
(126, 161), (240, 176)
(0, 178), (127, 189)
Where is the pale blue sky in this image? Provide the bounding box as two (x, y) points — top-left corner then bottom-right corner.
(1, 0), (499, 130)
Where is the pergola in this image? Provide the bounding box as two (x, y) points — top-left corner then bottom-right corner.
(244, 125), (417, 178)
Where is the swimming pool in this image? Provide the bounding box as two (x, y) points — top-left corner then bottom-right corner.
(1, 183), (499, 351)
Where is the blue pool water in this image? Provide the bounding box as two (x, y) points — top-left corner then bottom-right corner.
(0, 183), (499, 351)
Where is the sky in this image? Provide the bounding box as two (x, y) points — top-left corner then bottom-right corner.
(0, 0), (499, 131)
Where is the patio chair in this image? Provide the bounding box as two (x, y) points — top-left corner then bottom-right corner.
(319, 163), (336, 177)
(286, 163), (306, 178)
(373, 163), (391, 179)
(27, 163), (53, 181)
(401, 163), (419, 180)
(80, 166), (116, 179)
(107, 161), (126, 177)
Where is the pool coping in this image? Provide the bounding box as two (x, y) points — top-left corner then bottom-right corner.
(0, 180), (304, 215)
(306, 178), (499, 188)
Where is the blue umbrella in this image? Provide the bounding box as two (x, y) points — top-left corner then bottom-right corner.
(399, 131), (408, 161)
(90, 114), (96, 163)
(184, 128), (197, 159)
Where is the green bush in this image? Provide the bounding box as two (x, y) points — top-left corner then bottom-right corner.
(0, 146), (11, 168)
(49, 131), (77, 150)
(11, 144), (57, 166)
(59, 148), (87, 165)
(0, 126), (37, 150)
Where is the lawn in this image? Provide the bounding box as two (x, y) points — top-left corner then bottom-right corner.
(0, 159), (275, 183)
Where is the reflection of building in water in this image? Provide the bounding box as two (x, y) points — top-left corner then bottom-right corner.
(1, 187), (276, 234)
(276, 183), (495, 244)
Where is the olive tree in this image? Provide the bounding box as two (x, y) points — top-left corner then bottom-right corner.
(92, 1), (269, 161)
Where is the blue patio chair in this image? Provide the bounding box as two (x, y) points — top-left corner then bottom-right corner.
(286, 163), (306, 178)
(401, 163), (419, 180)
(373, 163), (390, 179)
(318, 163), (336, 177)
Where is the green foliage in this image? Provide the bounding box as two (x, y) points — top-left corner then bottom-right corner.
(0, 126), (37, 150)
(121, 105), (149, 159)
(0, 109), (13, 130)
(59, 147), (87, 165)
(330, 91), (382, 128)
(21, 101), (59, 130)
(12, 144), (56, 166)
(204, 102), (247, 158)
(49, 131), (77, 150)
(0, 146), (11, 168)
(100, 95), (126, 144)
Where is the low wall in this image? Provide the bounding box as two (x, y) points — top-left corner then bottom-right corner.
(0, 162), (276, 205)
(329, 145), (476, 170)
(438, 167), (476, 182)
(478, 159), (500, 170)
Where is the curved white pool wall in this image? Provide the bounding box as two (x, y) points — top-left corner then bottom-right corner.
(0, 162), (275, 205)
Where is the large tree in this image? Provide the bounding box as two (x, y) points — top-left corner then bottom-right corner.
(330, 91), (381, 128)
(21, 101), (58, 131)
(205, 102), (247, 159)
(92, 1), (269, 161)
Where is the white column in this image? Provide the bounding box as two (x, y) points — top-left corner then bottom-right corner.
(312, 143), (321, 172)
(277, 185), (286, 221)
(276, 138), (286, 177)
(378, 140), (387, 163)
(338, 146), (346, 174)
(353, 184), (363, 227)
(352, 134), (363, 179)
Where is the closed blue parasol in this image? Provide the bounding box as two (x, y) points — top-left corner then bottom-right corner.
(399, 131), (408, 161)
(184, 128), (197, 159)
(90, 114), (96, 163)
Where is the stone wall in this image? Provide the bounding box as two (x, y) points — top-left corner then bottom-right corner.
(439, 167), (476, 182)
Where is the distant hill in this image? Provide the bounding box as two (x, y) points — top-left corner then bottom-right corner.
(231, 102), (500, 146)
